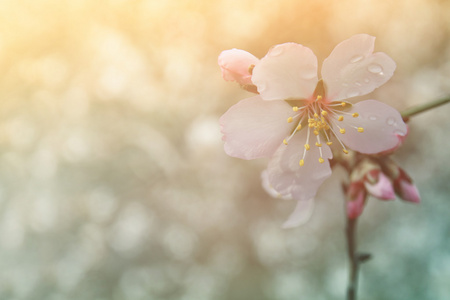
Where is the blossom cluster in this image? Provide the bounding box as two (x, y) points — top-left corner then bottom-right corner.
(219, 34), (411, 227)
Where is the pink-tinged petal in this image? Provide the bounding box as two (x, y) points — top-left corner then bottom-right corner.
(267, 128), (333, 202)
(321, 34), (396, 101)
(364, 171), (395, 200)
(333, 100), (407, 154)
(398, 181), (421, 203)
(220, 96), (294, 160)
(261, 170), (292, 200)
(252, 43), (318, 101)
(378, 125), (409, 155)
(282, 198), (314, 229)
(218, 49), (259, 86)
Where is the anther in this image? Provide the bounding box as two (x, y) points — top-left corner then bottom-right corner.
(341, 102), (346, 107)
(352, 113), (359, 118)
(248, 64), (255, 75)
(304, 144), (310, 150)
(340, 128), (346, 134)
(315, 142), (322, 147)
(283, 139), (288, 145)
(299, 159), (304, 166)
(338, 116), (344, 121)
(343, 149), (349, 154)
(293, 106), (299, 112)
(357, 127), (364, 133)
(321, 111), (328, 116)
(287, 117), (293, 123)
(318, 157), (324, 163)
(296, 124), (302, 131)
(326, 141), (332, 145)
(314, 113), (319, 118)
(313, 130), (319, 136)
(308, 123), (314, 128)
(316, 95), (322, 101)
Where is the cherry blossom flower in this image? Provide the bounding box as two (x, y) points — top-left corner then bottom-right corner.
(219, 34), (408, 227)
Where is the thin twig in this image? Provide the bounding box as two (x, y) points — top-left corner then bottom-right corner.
(401, 97), (450, 119)
(346, 217), (359, 300)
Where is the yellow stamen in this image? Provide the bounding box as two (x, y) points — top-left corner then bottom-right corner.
(287, 117), (293, 123)
(293, 106), (299, 112)
(316, 95), (322, 101)
(313, 130), (319, 136)
(357, 127), (364, 133)
(315, 142), (322, 147)
(352, 113), (359, 118)
(299, 159), (304, 166)
(314, 113), (319, 118)
(308, 123), (314, 128)
(340, 128), (346, 134)
(296, 124), (302, 131)
(304, 144), (310, 150)
(248, 64), (255, 75)
(341, 102), (346, 107)
(338, 116), (344, 121)
(318, 157), (324, 163)
(343, 149), (349, 154)
(326, 141), (333, 145)
(321, 111), (328, 116)
(283, 139), (288, 145)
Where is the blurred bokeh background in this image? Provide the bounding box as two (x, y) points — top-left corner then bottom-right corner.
(0, 0), (449, 299)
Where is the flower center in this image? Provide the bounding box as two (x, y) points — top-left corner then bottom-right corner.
(282, 95), (365, 166)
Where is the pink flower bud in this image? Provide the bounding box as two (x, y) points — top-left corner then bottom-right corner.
(218, 49), (259, 89)
(394, 168), (421, 203)
(363, 169), (395, 200)
(346, 182), (367, 219)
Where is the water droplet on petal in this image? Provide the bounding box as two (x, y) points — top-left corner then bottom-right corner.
(355, 81), (362, 87)
(269, 46), (283, 57)
(368, 64), (383, 74)
(346, 90), (360, 98)
(386, 117), (395, 126)
(369, 115), (377, 121)
(350, 55), (363, 63)
(394, 129), (405, 136)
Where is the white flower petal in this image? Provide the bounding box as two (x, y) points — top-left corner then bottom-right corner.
(282, 198), (314, 229)
(220, 96), (294, 160)
(321, 34), (396, 101)
(252, 43), (318, 101)
(332, 100), (407, 154)
(261, 170), (292, 200)
(267, 128), (333, 201)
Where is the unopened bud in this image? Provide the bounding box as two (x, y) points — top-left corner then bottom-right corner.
(346, 182), (367, 219)
(364, 170), (395, 200)
(218, 49), (259, 91)
(393, 168), (421, 203)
